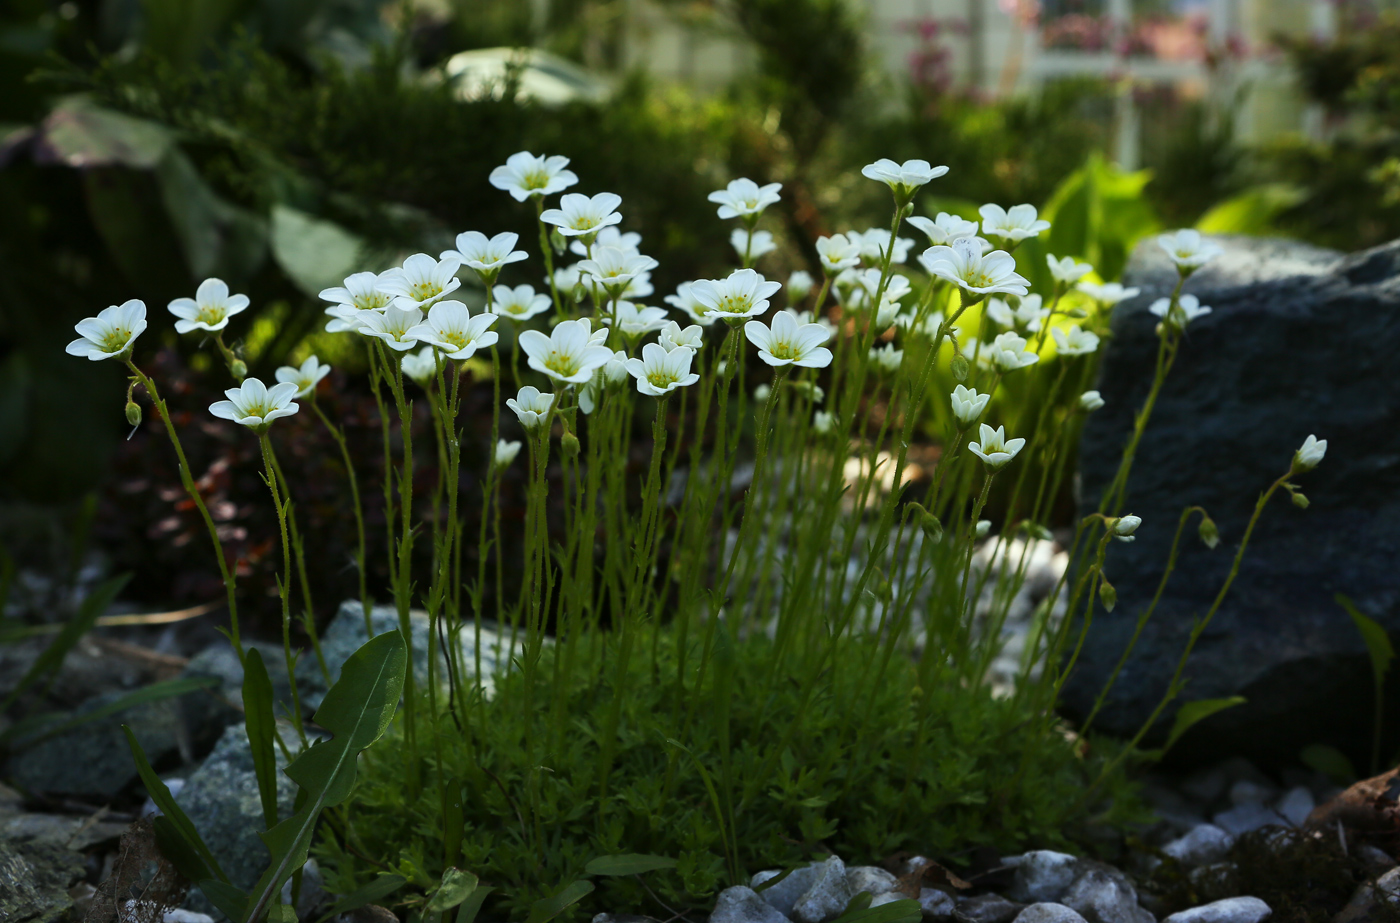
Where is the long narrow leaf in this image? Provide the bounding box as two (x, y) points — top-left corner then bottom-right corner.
(2, 676), (218, 747)
(455, 886), (492, 923)
(0, 573), (128, 714)
(241, 631), (407, 923)
(243, 648), (280, 829)
(313, 875), (406, 923)
(426, 869), (479, 912)
(525, 881), (594, 923)
(1338, 593), (1395, 689)
(124, 725), (229, 884)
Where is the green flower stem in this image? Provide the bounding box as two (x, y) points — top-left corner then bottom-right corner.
(266, 448), (330, 684)
(536, 197), (565, 319)
(312, 401), (372, 637)
(258, 434), (309, 747)
(382, 344), (420, 791)
(125, 360), (244, 664)
(368, 341), (399, 593)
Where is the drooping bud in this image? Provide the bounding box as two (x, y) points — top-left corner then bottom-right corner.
(561, 431), (581, 459)
(1291, 490), (1309, 509)
(951, 354), (970, 382)
(549, 228), (568, 255)
(1198, 515), (1220, 549)
(125, 400), (142, 427)
(908, 502), (943, 545)
(229, 358), (248, 380)
(1099, 575), (1118, 612)
(975, 519), (991, 539)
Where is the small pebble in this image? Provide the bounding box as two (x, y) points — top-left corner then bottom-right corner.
(846, 866), (899, 896)
(1007, 851), (1080, 903)
(753, 865), (823, 918)
(955, 894), (1024, 923)
(1211, 802), (1278, 837)
(920, 889), (957, 921)
(792, 857), (852, 923)
(1273, 787), (1313, 826)
(1162, 897), (1271, 923)
(1061, 865), (1153, 923)
(712, 886), (794, 923)
(1014, 905), (1090, 923)
(1162, 824), (1233, 867)
(1227, 780), (1274, 807)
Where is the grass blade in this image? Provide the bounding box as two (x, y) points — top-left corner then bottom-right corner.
(584, 854), (677, 876)
(313, 875), (406, 923)
(526, 881), (594, 923)
(2, 675), (218, 747)
(243, 648), (281, 829)
(124, 725), (230, 884)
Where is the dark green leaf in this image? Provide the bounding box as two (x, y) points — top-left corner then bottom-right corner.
(241, 631), (407, 923)
(271, 205), (369, 300)
(267, 904), (297, 923)
(152, 815), (212, 882)
(526, 880), (594, 923)
(243, 649), (280, 830)
(1300, 743), (1356, 786)
(124, 725), (229, 884)
(455, 886), (492, 923)
(0, 574), (128, 716)
(752, 867), (794, 893)
(314, 875), (406, 923)
(426, 869), (479, 912)
(1337, 593), (1395, 690)
(584, 854), (678, 877)
(3, 676), (219, 748)
(832, 898), (921, 923)
(1162, 697), (1247, 755)
(39, 98), (172, 168)
(200, 881), (250, 921)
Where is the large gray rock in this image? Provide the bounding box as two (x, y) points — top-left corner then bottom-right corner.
(1066, 234), (1400, 767)
(295, 601), (520, 711)
(1060, 863), (1154, 923)
(752, 864), (823, 918)
(1007, 851), (1081, 903)
(1161, 824), (1233, 867)
(1162, 897), (1271, 923)
(791, 857), (852, 923)
(0, 839), (84, 923)
(711, 886), (793, 923)
(1015, 905), (1090, 923)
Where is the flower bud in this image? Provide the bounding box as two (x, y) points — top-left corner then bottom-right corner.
(951, 354), (970, 382)
(975, 519), (991, 539)
(550, 228), (568, 255)
(1291, 490), (1309, 509)
(813, 410), (834, 434)
(1067, 306), (1089, 318)
(229, 359), (247, 380)
(124, 400), (142, 427)
(908, 502), (943, 545)
(1111, 514), (1141, 541)
(1079, 390), (1105, 412)
(561, 431), (581, 459)
(1198, 515), (1220, 549)
(754, 383), (772, 402)
(571, 281), (589, 304)
(1292, 434), (1327, 473)
(1022, 521), (1054, 542)
(1099, 575), (1118, 612)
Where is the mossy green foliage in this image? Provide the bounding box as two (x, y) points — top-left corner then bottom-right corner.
(321, 628), (1147, 921)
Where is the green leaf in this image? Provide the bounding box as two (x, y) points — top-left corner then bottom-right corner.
(314, 875), (407, 923)
(241, 631), (407, 923)
(200, 880), (251, 921)
(1196, 184), (1305, 236)
(752, 867), (794, 893)
(831, 898), (921, 923)
(525, 880), (594, 923)
(426, 869), (479, 912)
(455, 886), (492, 923)
(39, 97), (172, 168)
(0, 573), (128, 716)
(2, 675), (218, 747)
(152, 815), (213, 882)
(124, 725), (230, 885)
(270, 205), (370, 300)
(1300, 743), (1356, 787)
(155, 149), (267, 282)
(584, 854), (678, 876)
(1337, 593), (1395, 691)
(243, 648), (281, 831)
(1160, 697), (1247, 755)
(267, 904), (297, 923)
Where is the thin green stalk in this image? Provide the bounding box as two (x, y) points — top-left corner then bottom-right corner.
(258, 434), (309, 746)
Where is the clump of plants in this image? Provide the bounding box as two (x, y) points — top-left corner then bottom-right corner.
(65, 148), (1329, 923)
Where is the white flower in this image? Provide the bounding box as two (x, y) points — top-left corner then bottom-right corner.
(690, 269), (783, 321)
(518, 318), (614, 383)
(321, 271), (395, 331)
(168, 278), (249, 334)
(857, 269), (911, 305)
(968, 423), (1026, 470)
(744, 310), (833, 368)
(1080, 390), (1105, 411)
(578, 349), (630, 415)
(1149, 293), (1212, 329)
(626, 343), (699, 396)
(600, 301), (669, 339)
(868, 343), (904, 372)
(906, 212), (980, 246)
(379, 254), (462, 308)
(708, 178), (782, 220)
(659, 321), (704, 352)
(987, 331), (1040, 371)
(66, 300), (147, 360)
(1047, 254), (1094, 285)
(569, 227), (641, 257)
(539, 192), (623, 238)
(489, 151), (578, 202)
(506, 386), (554, 429)
(602, 348), (630, 383)
(1078, 281), (1140, 305)
(494, 439), (522, 467)
(979, 203), (1050, 244)
(407, 301), (499, 360)
(985, 297), (1016, 328)
(664, 282), (718, 327)
(552, 264), (584, 295)
(852, 228), (914, 265)
(861, 158), (949, 202)
(975, 520), (992, 538)
(813, 410), (834, 434)
(357, 304), (424, 351)
(275, 355), (331, 398)
(875, 296), (901, 330)
(1158, 229), (1223, 272)
(577, 246), (659, 294)
(732, 228), (777, 262)
(443, 232), (527, 277)
(787, 270), (814, 302)
(615, 271), (654, 300)
(209, 378), (300, 430)
(492, 284), (551, 321)
(1052, 325), (1100, 356)
(816, 233), (862, 274)
(400, 347), (439, 386)
(1012, 294), (1049, 331)
(919, 238), (1029, 299)
(1112, 514), (1142, 542)
(577, 316), (611, 346)
(950, 385), (990, 426)
(1294, 434), (1327, 471)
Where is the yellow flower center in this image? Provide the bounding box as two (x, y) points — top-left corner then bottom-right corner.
(409, 281), (442, 301)
(99, 328), (131, 353)
(768, 340), (796, 360)
(356, 292), (392, 310)
(442, 330), (469, 349)
(523, 168), (550, 190)
(647, 370), (677, 389)
(714, 295), (750, 315)
(544, 350), (580, 378)
(197, 305), (226, 326)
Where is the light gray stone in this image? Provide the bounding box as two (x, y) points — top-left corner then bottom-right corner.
(1227, 780), (1275, 807)
(955, 894), (1025, 923)
(1061, 864), (1154, 923)
(1162, 825), (1233, 867)
(1014, 905), (1090, 923)
(1211, 802), (1278, 837)
(792, 856), (852, 923)
(712, 886), (794, 923)
(1273, 787), (1314, 826)
(0, 839), (84, 923)
(846, 866), (898, 896)
(1007, 851), (1081, 903)
(1162, 897), (1271, 923)
(753, 865), (822, 919)
(918, 889), (957, 921)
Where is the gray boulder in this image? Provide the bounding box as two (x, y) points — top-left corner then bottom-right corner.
(711, 886), (793, 923)
(1162, 897), (1271, 923)
(955, 894), (1025, 923)
(1061, 863), (1154, 923)
(1066, 233), (1400, 767)
(1015, 905), (1090, 923)
(1162, 824), (1233, 867)
(1007, 851), (1081, 903)
(846, 866), (899, 896)
(752, 864), (823, 918)
(918, 890), (957, 921)
(791, 857), (852, 923)
(0, 839), (84, 923)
